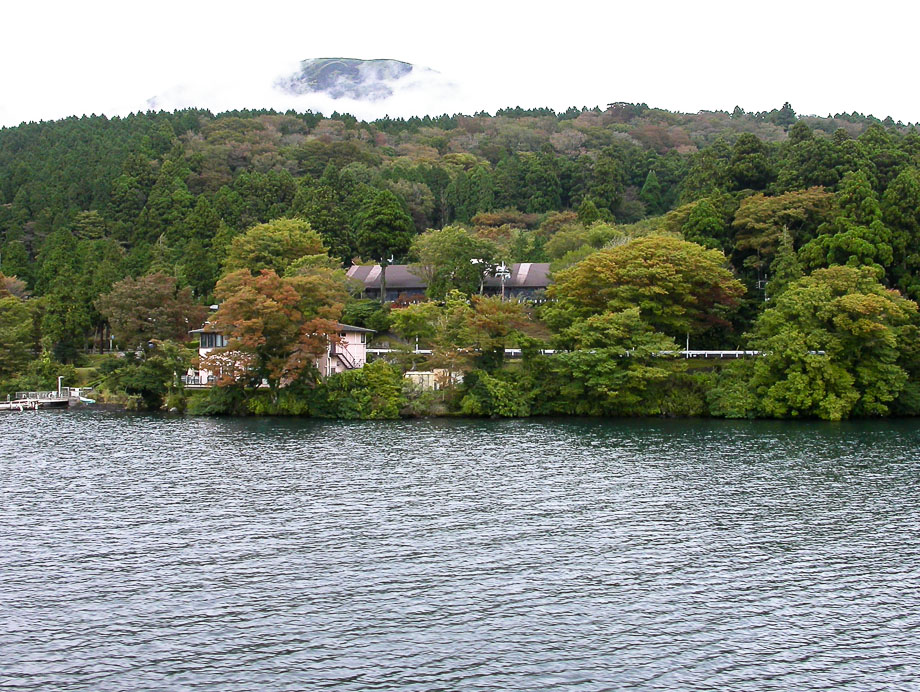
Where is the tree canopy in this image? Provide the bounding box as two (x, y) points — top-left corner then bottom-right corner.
(544, 235), (745, 339)
(224, 218), (328, 276)
(207, 269), (343, 395)
(721, 266), (919, 420)
(5, 101), (920, 420)
(96, 273), (205, 350)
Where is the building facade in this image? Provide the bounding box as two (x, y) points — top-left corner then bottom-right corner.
(186, 323), (374, 386)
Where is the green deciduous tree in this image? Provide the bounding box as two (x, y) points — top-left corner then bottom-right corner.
(103, 341), (193, 410)
(409, 225), (500, 298)
(682, 198), (727, 251)
(0, 292), (33, 385)
(744, 266), (918, 420)
(459, 369), (531, 417)
(464, 294), (529, 371)
(511, 306), (705, 417)
(224, 218), (328, 276)
(8, 350), (77, 392)
(96, 273), (206, 350)
(577, 198), (603, 225)
(390, 301), (442, 345)
(544, 235), (745, 340)
(317, 360), (406, 419)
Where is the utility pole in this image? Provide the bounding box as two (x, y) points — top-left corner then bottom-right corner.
(496, 262), (511, 301)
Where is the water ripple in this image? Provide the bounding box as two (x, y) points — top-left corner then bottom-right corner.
(2, 412), (919, 690)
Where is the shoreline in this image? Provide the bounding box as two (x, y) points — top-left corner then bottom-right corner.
(35, 400), (919, 423)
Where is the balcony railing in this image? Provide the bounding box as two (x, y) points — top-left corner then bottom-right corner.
(13, 388), (76, 400)
(181, 375), (216, 386)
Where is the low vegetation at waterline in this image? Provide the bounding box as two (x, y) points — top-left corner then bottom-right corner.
(4, 101), (920, 420)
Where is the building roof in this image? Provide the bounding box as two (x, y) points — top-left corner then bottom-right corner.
(336, 322), (375, 333)
(346, 262), (551, 291)
(483, 262), (550, 289)
(346, 264), (426, 290)
(192, 322), (375, 334)
(189, 324), (219, 334)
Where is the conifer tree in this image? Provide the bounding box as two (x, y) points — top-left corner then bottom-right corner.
(356, 190), (415, 303)
(639, 170), (663, 215)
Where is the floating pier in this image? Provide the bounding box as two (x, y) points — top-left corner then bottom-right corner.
(1, 387), (88, 412)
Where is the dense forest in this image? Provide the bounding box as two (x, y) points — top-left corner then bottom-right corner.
(3, 100), (920, 420)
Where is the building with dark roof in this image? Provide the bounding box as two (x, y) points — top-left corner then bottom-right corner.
(346, 263), (551, 301)
(186, 322), (375, 385)
(346, 265), (426, 301)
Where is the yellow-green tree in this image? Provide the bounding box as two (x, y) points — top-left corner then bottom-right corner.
(409, 225), (500, 298)
(224, 218), (327, 277)
(743, 266), (918, 420)
(544, 235), (744, 340)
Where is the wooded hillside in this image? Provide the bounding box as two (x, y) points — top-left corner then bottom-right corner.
(4, 101), (920, 419)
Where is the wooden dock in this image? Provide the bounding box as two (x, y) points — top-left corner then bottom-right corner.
(1, 388), (84, 412)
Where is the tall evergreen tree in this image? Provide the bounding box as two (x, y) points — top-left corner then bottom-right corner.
(639, 170), (663, 215)
(356, 190), (416, 302)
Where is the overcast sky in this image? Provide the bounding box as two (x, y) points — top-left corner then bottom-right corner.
(2, 0), (916, 128)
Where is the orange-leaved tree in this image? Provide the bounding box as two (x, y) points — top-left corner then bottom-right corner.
(205, 269), (347, 397)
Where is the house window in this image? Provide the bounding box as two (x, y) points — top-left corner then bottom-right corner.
(200, 333), (225, 349)
(360, 333), (367, 344)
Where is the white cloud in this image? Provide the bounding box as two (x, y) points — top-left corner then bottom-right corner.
(1, 0), (917, 127)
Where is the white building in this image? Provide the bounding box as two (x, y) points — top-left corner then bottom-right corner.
(316, 323), (375, 377)
(186, 322), (374, 386)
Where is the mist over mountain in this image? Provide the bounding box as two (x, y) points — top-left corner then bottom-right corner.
(276, 58), (418, 101)
(145, 57), (459, 120)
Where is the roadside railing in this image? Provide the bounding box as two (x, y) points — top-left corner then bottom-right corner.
(13, 388), (76, 400)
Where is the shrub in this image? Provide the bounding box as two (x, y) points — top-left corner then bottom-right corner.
(316, 360), (406, 419)
(459, 369), (530, 417)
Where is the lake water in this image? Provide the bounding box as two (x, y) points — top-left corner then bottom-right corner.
(1, 410), (919, 691)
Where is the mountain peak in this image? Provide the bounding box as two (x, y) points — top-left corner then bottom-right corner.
(275, 58), (418, 101)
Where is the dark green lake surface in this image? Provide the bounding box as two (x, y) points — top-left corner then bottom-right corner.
(2, 411), (919, 690)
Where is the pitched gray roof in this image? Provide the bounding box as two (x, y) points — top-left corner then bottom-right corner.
(346, 264), (426, 290)
(192, 322), (374, 334)
(346, 263), (551, 290)
(482, 263), (551, 289)
(336, 322), (375, 333)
